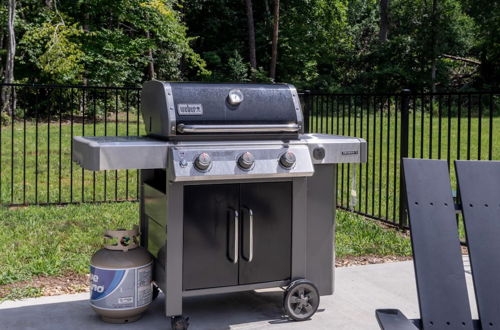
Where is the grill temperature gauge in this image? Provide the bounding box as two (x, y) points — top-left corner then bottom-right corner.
(227, 89), (244, 106)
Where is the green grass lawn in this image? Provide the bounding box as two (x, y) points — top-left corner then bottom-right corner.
(336, 211), (411, 257)
(1, 109), (497, 226)
(0, 202), (138, 286)
(0, 203), (411, 301)
(310, 111), (499, 226)
(0, 114), (146, 205)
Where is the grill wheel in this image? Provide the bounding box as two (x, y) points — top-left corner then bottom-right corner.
(171, 315), (189, 330)
(283, 279), (320, 321)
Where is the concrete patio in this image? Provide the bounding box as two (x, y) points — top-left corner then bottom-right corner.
(0, 258), (477, 330)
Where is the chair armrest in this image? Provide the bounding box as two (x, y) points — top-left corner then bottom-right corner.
(375, 309), (419, 330)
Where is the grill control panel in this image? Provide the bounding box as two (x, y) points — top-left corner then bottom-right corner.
(170, 145), (314, 182)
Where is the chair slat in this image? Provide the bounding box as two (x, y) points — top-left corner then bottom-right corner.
(456, 160), (500, 330)
(403, 158), (473, 329)
(376, 309), (419, 330)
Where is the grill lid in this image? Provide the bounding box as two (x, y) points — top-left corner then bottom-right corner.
(141, 81), (303, 140)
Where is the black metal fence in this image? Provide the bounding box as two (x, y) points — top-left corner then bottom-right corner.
(300, 90), (498, 228)
(0, 83), (498, 228)
(0, 83), (143, 206)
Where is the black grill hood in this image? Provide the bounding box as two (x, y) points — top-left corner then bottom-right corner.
(141, 81), (303, 140)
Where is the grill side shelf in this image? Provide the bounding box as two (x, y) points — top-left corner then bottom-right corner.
(299, 134), (368, 164)
(72, 136), (169, 171)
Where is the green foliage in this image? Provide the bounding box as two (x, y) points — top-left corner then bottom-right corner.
(0, 111), (11, 125)
(226, 50), (250, 82)
(182, 0), (494, 91)
(0, 286), (43, 303)
(13, 0), (208, 86)
(461, 0), (500, 89)
(1, 0), (498, 90)
(183, 0), (249, 81)
(19, 16), (84, 83)
(277, 0), (351, 90)
(82, 28), (150, 86)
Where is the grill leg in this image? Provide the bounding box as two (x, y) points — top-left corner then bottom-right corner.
(165, 182), (184, 317)
(291, 177), (308, 280)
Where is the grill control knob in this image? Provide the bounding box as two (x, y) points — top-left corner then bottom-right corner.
(313, 147), (326, 160)
(238, 152), (255, 170)
(194, 152), (211, 171)
(280, 151), (296, 169)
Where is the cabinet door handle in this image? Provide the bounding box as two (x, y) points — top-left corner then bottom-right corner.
(228, 209), (239, 264)
(242, 207), (254, 262)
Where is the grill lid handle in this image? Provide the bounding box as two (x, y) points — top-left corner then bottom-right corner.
(177, 123), (300, 134)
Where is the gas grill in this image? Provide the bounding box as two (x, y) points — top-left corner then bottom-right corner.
(73, 81), (367, 328)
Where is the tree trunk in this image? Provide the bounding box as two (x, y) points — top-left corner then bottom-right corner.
(0, 33), (4, 79)
(379, 0), (389, 42)
(269, 0), (280, 80)
(431, 59), (437, 92)
(146, 30), (156, 80)
(430, 0), (438, 92)
(245, 0), (257, 71)
(2, 0), (16, 116)
(82, 8), (89, 86)
(264, 0), (270, 16)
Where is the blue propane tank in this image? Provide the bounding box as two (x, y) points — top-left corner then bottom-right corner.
(90, 228), (153, 323)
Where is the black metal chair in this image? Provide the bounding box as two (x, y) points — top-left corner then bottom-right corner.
(375, 159), (500, 330)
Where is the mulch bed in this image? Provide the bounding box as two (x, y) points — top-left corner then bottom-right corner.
(336, 255), (413, 267)
(0, 273), (89, 299)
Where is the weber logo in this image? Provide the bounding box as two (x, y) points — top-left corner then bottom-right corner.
(342, 150), (358, 155)
(178, 104), (203, 115)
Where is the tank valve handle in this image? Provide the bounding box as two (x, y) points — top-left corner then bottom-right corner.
(104, 227), (139, 251)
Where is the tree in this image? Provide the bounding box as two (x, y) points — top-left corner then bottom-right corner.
(1, 0), (16, 116)
(269, 0), (280, 80)
(461, 0), (500, 89)
(13, 0), (208, 86)
(277, 0), (351, 89)
(361, 0), (475, 92)
(0, 0), (494, 91)
(146, 30), (156, 80)
(379, 0), (389, 42)
(430, 0), (438, 92)
(244, 0), (257, 71)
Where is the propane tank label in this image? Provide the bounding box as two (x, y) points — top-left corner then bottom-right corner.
(90, 262), (152, 310)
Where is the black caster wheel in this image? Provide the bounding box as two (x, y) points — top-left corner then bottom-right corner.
(283, 279), (320, 321)
(152, 283), (160, 301)
(171, 315), (189, 330)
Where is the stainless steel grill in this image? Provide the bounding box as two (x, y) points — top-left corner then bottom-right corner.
(73, 81), (367, 328)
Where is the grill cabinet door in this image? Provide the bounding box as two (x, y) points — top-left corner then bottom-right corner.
(183, 184), (239, 290)
(238, 182), (292, 284)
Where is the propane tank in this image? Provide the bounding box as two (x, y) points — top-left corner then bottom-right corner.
(90, 227), (153, 323)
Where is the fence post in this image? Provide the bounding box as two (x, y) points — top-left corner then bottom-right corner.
(302, 90), (311, 133)
(399, 89), (411, 228)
